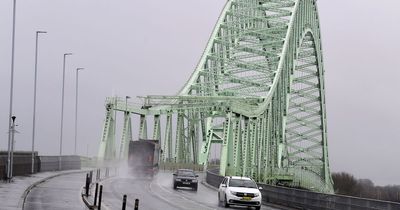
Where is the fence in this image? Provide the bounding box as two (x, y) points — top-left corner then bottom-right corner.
(206, 169), (400, 210)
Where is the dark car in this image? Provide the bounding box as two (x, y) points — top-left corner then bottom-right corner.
(173, 169), (199, 191)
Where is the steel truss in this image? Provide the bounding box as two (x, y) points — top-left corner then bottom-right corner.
(98, 0), (333, 193)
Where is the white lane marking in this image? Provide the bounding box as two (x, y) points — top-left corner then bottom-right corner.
(152, 175), (218, 210)
(148, 180), (187, 210)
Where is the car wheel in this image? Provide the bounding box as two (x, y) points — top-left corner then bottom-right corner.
(224, 195), (229, 208)
(255, 206), (261, 210)
(193, 184), (198, 191)
(173, 183), (177, 189)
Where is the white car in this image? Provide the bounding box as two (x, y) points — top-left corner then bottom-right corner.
(218, 176), (262, 210)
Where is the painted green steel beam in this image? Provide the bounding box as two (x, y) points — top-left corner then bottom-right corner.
(98, 0), (333, 194)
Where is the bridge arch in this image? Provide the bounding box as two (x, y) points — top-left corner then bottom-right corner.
(98, 0), (333, 193)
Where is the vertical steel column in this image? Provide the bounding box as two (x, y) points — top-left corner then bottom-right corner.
(163, 113), (172, 162)
(199, 117), (213, 166)
(175, 111), (185, 163)
(189, 111), (200, 164)
(139, 115), (147, 140)
(263, 107), (272, 182)
(220, 113), (234, 176)
(185, 114), (192, 164)
(152, 115), (161, 140)
(119, 112), (131, 159)
(232, 115), (242, 176)
(248, 118), (257, 179)
(241, 118), (250, 177)
(98, 102), (116, 160)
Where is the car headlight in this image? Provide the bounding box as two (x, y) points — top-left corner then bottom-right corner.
(175, 178), (181, 181)
(192, 179), (198, 182)
(254, 193), (260, 197)
(230, 191), (238, 196)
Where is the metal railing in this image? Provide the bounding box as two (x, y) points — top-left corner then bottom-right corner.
(206, 169), (400, 210)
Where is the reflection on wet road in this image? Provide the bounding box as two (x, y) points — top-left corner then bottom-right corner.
(101, 171), (283, 210)
(24, 172), (87, 210)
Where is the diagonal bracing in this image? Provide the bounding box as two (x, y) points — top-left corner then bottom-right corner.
(98, 0), (333, 193)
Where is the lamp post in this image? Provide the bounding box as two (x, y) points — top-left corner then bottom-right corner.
(59, 53), (72, 171)
(31, 30), (47, 174)
(9, 116), (17, 181)
(74, 67), (84, 155)
(7, 0), (17, 181)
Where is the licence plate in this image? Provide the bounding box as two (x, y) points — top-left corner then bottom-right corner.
(183, 182), (190, 185)
(242, 197), (252, 201)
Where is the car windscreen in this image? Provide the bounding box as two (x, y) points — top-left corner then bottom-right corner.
(228, 179), (257, 188)
(177, 171), (195, 177)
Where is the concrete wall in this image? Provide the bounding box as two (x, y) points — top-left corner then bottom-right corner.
(0, 151), (81, 179)
(0, 151), (39, 179)
(39, 155), (81, 172)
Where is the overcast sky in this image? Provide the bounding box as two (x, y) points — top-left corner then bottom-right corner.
(0, 0), (399, 186)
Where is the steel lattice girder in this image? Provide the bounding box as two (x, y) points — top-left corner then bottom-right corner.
(97, 0), (333, 193)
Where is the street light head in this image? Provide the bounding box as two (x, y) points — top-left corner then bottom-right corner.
(37, 31), (47, 34)
(64, 53), (73, 56)
(77, 68), (84, 71)
(126, 96), (131, 99)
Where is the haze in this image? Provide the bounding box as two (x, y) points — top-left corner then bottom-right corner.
(0, 0), (399, 186)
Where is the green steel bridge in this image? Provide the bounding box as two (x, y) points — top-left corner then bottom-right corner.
(98, 0), (334, 194)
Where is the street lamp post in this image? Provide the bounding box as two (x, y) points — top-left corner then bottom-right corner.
(74, 67), (84, 155)
(9, 116), (16, 180)
(7, 0), (17, 182)
(59, 53), (72, 171)
(31, 31), (47, 174)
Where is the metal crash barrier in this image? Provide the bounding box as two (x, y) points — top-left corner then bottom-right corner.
(206, 170), (400, 210)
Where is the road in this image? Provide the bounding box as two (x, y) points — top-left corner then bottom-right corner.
(100, 171), (283, 210)
(23, 172), (88, 210)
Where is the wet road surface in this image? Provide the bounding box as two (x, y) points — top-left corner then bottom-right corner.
(101, 171), (283, 210)
(23, 172), (87, 210)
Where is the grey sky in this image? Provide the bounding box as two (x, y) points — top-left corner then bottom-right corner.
(0, 0), (399, 186)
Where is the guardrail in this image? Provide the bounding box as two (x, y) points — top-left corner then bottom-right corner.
(206, 169), (400, 210)
(159, 162), (204, 171)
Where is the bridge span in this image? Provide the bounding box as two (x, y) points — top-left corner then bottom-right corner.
(14, 167), (400, 210)
(99, 0), (333, 194)
(98, 171), (283, 210)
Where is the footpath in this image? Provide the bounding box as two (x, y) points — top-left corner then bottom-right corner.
(0, 169), (90, 210)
